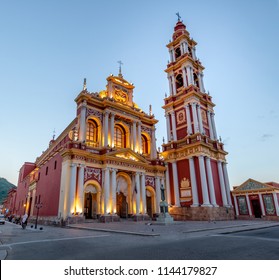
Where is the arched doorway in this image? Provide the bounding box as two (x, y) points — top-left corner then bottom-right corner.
(84, 183), (101, 219)
(116, 173), (132, 218)
(146, 186), (156, 219)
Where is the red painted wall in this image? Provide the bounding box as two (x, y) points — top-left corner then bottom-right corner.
(177, 128), (186, 140)
(15, 163), (36, 216)
(35, 153), (62, 216)
(177, 158), (191, 206)
(211, 160), (223, 206)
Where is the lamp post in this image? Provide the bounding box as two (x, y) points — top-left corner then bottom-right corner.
(35, 202), (43, 229)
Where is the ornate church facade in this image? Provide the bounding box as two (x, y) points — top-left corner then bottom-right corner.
(12, 18), (234, 223)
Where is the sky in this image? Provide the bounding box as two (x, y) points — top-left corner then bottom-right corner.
(0, 0), (278, 187)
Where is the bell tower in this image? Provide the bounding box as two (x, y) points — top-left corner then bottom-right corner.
(162, 16), (234, 220)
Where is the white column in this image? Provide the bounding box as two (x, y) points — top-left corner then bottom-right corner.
(59, 160), (71, 219)
(189, 157), (199, 207)
(135, 172), (140, 214)
(273, 193), (279, 216)
(68, 163), (77, 215)
(132, 121), (137, 151)
(185, 104), (192, 135)
(207, 111), (214, 139)
(192, 46), (197, 60)
(104, 167), (110, 214)
(191, 103), (199, 133)
(223, 163), (232, 206)
(155, 176), (161, 213)
(198, 155), (211, 207)
(137, 122), (142, 153)
(205, 157), (218, 206)
(259, 194), (265, 216)
(182, 66), (187, 87)
(169, 50), (173, 62)
(76, 164), (85, 213)
(196, 104), (204, 134)
(211, 113), (218, 140)
(110, 113), (115, 147)
(245, 194), (252, 216)
(170, 111), (177, 141)
(200, 72), (205, 92)
(79, 101), (87, 142)
(104, 112), (109, 147)
(233, 196), (239, 216)
(165, 113), (171, 142)
(151, 126), (157, 159)
(217, 161), (228, 207)
(186, 66), (192, 85)
(172, 75), (176, 95)
(172, 161), (180, 207)
(171, 49), (175, 62)
(165, 165), (171, 205)
(111, 168), (117, 214)
(180, 42), (184, 54)
(168, 75), (173, 96)
(140, 173), (146, 214)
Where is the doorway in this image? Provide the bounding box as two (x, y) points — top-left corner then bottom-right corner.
(84, 192), (98, 219)
(251, 199), (262, 218)
(146, 196), (152, 218)
(117, 192), (128, 218)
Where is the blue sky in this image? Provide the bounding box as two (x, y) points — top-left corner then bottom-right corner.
(0, 0), (278, 187)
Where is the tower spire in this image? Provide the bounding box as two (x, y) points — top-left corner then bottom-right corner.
(83, 78), (87, 91)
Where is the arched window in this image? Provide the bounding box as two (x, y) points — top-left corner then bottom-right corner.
(176, 74), (183, 89)
(175, 47), (181, 59)
(193, 73), (200, 88)
(114, 125), (125, 148)
(141, 135), (149, 155)
(86, 120), (98, 147)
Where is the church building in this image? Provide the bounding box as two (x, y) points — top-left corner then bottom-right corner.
(161, 17), (234, 220)
(16, 69), (165, 224)
(13, 17), (234, 224)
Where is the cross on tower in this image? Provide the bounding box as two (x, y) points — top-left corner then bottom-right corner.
(117, 60), (123, 77)
(176, 12), (181, 21)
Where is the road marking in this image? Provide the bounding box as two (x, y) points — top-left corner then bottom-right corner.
(0, 234), (110, 248)
(211, 234), (279, 243)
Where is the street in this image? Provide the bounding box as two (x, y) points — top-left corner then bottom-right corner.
(0, 221), (279, 260)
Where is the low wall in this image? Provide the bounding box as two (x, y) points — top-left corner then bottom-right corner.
(169, 206), (235, 221)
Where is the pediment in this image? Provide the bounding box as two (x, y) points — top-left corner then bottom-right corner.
(106, 148), (149, 163)
(233, 179), (273, 192)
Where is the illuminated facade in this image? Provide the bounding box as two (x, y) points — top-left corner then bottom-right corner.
(15, 71), (165, 223)
(161, 19), (234, 220)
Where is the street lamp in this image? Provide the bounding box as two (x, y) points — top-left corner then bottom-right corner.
(35, 202), (43, 229)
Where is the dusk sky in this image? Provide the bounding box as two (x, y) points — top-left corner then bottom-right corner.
(0, 0), (278, 187)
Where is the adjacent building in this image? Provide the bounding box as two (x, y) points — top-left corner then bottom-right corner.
(232, 179), (279, 220)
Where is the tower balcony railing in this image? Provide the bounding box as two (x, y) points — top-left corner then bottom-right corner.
(162, 134), (224, 152)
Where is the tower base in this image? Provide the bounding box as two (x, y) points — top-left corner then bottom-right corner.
(169, 206), (235, 221)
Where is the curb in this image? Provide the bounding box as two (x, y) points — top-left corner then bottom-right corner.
(67, 225), (160, 236)
(183, 223), (279, 234)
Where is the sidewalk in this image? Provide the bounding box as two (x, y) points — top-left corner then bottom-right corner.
(67, 219), (279, 236)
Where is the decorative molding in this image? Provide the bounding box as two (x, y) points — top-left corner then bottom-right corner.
(86, 108), (103, 120)
(84, 167), (102, 183)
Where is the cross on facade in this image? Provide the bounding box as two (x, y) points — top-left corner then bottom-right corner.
(117, 60), (123, 77)
(176, 12), (181, 21)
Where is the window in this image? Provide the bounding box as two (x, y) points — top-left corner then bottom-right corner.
(86, 120), (98, 147)
(114, 125), (125, 148)
(193, 73), (199, 88)
(54, 160), (57, 170)
(46, 166), (48, 175)
(141, 135), (149, 155)
(175, 47), (181, 59)
(176, 74), (183, 89)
